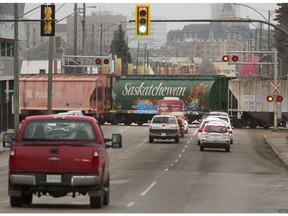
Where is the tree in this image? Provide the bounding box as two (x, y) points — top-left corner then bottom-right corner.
(110, 25), (132, 75)
(273, 3), (288, 60)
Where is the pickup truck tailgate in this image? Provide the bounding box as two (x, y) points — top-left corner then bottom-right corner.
(11, 144), (101, 173)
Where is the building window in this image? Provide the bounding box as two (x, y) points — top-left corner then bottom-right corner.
(39, 69), (45, 74)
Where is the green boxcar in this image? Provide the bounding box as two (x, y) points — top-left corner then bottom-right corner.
(110, 75), (235, 125)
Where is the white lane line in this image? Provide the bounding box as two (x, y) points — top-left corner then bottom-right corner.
(126, 201), (135, 207)
(182, 149), (185, 153)
(179, 154), (182, 158)
(170, 163), (174, 166)
(175, 159), (178, 163)
(140, 181), (157, 196)
(164, 168), (169, 172)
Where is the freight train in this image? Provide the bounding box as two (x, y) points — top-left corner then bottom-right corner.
(19, 74), (288, 128)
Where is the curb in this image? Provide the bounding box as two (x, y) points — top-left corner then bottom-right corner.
(264, 135), (288, 167)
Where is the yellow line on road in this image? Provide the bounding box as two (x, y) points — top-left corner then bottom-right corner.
(117, 140), (145, 160)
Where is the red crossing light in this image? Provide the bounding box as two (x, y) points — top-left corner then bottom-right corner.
(222, 55), (229, 62)
(267, 95), (274, 102)
(277, 95), (283, 102)
(232, 55), (239, 62)
(95, 59), (101, 64)
(95, 58), (109, 65)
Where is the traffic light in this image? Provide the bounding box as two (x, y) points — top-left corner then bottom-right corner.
(222, 55), (229, 62)
(267, 95), (274, 102)
(41, 5), (55, 36)
(135, 5), (150, 37)
(276, 95), (283, 102)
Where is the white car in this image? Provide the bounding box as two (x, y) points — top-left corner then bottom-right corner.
(199, 122), (231, 152)
(196, 117), (224, 145)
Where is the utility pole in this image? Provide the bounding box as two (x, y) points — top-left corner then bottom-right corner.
(82, 3), (86, 73)
(100, 23), (103, 56)
(136, 41), (139, 74)
(73, 3), (77, 73)
(13, 3), (19, 136)
(47, 36), (53, 114)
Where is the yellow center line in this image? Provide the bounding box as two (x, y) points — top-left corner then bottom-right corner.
(117, 140), (146, 160)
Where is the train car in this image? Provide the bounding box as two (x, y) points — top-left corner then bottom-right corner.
(111, 75), (234, 125)
(19, 74), (236, 126)
(19, 74), (115, 122)
(228, 78), (288, 128)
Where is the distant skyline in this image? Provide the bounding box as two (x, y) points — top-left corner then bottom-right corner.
(23, 3), (279, 31)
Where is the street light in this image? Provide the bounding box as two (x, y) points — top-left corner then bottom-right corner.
(229, 27), (253, 50)
(233, 3), (271, 50)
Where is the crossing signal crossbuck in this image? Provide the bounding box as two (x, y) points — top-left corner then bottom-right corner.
(135, 5), (150, 37)
(40, 4), (55, 36)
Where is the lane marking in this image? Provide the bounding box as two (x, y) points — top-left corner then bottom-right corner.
(164, 168), (169, 172)
(179, 154), (182, 158)
(175, 159), (178, 163)
(140, 181), (157, 196)
(126, 201), (135, 207)
(117, 140), (145, 160)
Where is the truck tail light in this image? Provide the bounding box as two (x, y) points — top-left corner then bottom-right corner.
(9, 150), (16, 167)
(93, 151), (99, 167)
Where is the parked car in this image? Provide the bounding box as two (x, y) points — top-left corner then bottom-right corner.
(149, 115), (179, 143)
(199, 122), (231, 152)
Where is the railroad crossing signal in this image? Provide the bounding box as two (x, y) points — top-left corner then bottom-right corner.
(95, 57), (110, 66)
(135, 5), (150, 37)
(267, 95), (274, 102)
(267, 95), (283, 102)
(40, 4), (55, 36)
(222, 55), (239, 63)
(276, 95), (283, 102)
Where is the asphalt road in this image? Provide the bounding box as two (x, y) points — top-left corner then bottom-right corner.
(1, 124), (288, 213)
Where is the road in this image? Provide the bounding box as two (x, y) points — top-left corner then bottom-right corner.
(1, 124), (288, 213)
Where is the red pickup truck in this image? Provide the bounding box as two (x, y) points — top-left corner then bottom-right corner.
(3, 114), (122, 208)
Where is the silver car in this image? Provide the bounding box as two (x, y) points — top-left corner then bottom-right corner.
(199, 122), (231, 152)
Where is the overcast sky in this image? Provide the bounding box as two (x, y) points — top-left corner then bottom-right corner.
(23, 1), (280, 31)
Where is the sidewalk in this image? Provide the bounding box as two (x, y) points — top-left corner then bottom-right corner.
(263, 128), (288, 166)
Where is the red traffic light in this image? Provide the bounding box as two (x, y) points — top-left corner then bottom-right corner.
(232, 55), (239, 62)
(277, 95), (283, 102)
(267, 95), (274, 102)
(222, 55), (229, 62)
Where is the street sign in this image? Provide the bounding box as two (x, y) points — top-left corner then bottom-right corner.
(4, 89), (14, 93)
(270, 82), (281, 94)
